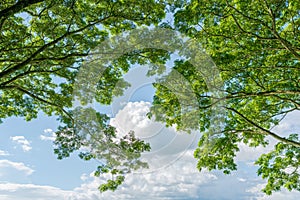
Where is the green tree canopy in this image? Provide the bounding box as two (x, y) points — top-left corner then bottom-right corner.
(151, 0), (300, 195)
(0, 0), (167, 191)
(1, 0), (300, 195)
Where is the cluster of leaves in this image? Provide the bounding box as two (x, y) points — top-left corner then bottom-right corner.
(256, 134), (300, 194)
(54, 107), (151, 192)
(94, 131), (151, 192)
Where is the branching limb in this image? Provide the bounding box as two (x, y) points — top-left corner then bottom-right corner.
(225, 106), (300, 147)
(0, 0), (44, 19)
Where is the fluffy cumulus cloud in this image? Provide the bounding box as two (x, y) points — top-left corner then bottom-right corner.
(110, 101), (163, 138)
(0, 159), (34, 176)
(40, 129), (56, 141)
(10, 136), (32, 152)
(110, 101), (199, 169)
(72, 150), (218, 200)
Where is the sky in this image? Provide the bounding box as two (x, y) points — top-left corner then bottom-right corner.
(1, 66), (300, 200)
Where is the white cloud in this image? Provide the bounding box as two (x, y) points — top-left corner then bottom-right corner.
(238, 178), (247, 182)
(80, 173), (88, 182)
(73, 99), (217, 199)
(0, 150), (9, 156)
(0, 160), (34, 176)
(271, 111), (300, 136)
(110, 101), (161, 138)
(40, 129), (56, 141)
(247, 183), (300, 200)
(0, 183), (73, 200)
(110, 101), (199, 169)
(73, 150), (218, 200)
(50, 101), (207, 198)
(10, 136), (32, 152)
(236, 142), (272, 162)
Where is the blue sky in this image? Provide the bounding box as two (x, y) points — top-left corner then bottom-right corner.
(1, 65), (300, 200)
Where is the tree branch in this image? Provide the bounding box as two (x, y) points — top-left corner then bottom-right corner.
(0, 16), (111, 79)
(230, 14), (276, 41)
(226, 90), (300, 98)
(2, 84), (74, 122)
(0, 68), (67, 87)
(225, 106), (300, 147)
(0, 0), (44, 19)
(263, 1), (300, 61)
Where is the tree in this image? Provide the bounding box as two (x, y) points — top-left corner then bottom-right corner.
(0, 0), (168, 191)
(150, 0), (300, 195)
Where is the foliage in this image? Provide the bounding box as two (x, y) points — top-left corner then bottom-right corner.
(0, 0), (166, 192)
(0, 0), (165, 120)
(150, 0), (300, 194)
(1, 0), (300, 195)
(255, 134), (300, 194)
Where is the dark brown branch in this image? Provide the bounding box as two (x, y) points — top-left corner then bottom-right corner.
(0, 68), (66, 87)
(0, 0), (44, 19)
(225, 107), (300, 147)
(263, 1), (300, 61)
(227, 90), (300, 98)
(231, 14), (276, 41)
(273, 95), (300, 108)
(0, 16), (111, 79)
(226, 2), (270, 28)
(271, 27), (300, 61)
(2, 84), (73, 122)
(32, 53), (89, 62)
(226, 0), (300, 60)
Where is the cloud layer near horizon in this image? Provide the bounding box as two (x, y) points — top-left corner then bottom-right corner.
(1, 102), (299, 199)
